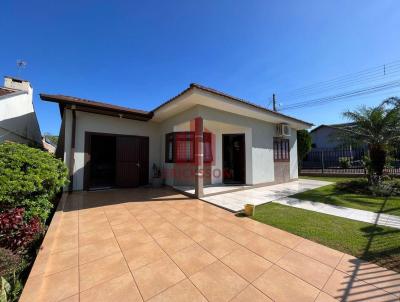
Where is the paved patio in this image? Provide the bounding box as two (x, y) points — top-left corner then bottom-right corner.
(20, 188), (400, 302)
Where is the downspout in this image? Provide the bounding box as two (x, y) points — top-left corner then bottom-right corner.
(68, 107), (76, 192)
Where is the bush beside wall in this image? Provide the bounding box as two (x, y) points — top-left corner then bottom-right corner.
(0, 142), (68, 222)
(0, 142), (68, 302)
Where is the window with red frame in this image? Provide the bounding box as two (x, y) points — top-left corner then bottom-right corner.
(273, 138), (290, 161)
(175, 132), (194, 162)
(165, 132), (213, 163)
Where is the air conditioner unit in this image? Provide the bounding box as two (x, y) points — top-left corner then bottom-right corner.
(276, 123), (291, 137)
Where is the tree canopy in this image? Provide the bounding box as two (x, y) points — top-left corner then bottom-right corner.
(297, 130), (312, 166)
(342, 97), (400, 176)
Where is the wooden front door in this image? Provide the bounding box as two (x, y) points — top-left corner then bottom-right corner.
(222, 134), (246, 184)
(115, 136), (149, 187)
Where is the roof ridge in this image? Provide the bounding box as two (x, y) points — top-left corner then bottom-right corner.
(185, 83), (312, 126)
(190, 83), (271, 110)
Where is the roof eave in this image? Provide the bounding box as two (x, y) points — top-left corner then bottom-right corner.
(40, 94), (153, 122)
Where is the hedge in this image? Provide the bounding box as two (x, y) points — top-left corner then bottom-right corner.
(0, 142), (68, 222)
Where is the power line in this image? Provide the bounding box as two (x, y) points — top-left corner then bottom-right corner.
(281, 88), (400, 112)
(280, 59), (400, 98)
(282, 81), (400, 110)
(280, 80), (400, 111)
(281, 65), (400, 100)
(273, 59), (400, 112)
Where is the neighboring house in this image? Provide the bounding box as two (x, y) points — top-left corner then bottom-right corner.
(0, 76), (42, 146)
(310, 123), (357, 150)
(41, 83), (312, 196)
(42, 136), (56, 153)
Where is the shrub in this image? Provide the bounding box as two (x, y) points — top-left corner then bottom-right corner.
(0, 208), (43, 252)
(339, 157), (351, 169)
(335, 178), (370, 194)
(336, 177), (400, 197)
(0, 248), (22, 277)
(382, 178), (400, 196)
(0, 142), (68, 222)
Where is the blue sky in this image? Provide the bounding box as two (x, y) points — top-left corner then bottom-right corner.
(1, 0), (399, 134)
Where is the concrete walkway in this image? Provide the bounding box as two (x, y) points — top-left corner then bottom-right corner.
(275, 197), (400, 229)
(200, 179), (331, 212)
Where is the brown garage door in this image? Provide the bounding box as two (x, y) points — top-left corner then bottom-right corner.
(116, 136), (149, 187)
(84, 133), (149, 189)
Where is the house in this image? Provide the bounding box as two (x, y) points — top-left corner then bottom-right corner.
(42, 135), (56, 153)
(310, 123), (357, 150)
(41, 83), (312, 197)
(0, 76), (42, 147)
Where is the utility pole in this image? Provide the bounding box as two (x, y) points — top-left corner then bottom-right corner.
(272, 93), (277, 111)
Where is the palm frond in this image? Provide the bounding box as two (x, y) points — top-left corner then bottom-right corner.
(341, 98), (400, 146)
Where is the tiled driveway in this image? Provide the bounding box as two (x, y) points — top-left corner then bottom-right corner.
(20, 188), (400, 302)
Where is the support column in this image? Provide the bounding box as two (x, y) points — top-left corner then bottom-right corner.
(194, 117), (204, 198)
(68, 108), (76, 192)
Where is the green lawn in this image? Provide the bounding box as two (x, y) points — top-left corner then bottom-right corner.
(297, 176), (400, 216)
(252, 203), (400, 272)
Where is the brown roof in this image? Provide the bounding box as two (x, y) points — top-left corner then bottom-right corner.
(40, 94), (153, 121)
(0, 87), (19, 97)
(153, 83), (313, 126)
(41, 83), (313, 126)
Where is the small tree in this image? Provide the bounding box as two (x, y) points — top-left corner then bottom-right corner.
(297, 130), (312, 170)
(383, 97), (400, 151)
(342, 97), (400, 181)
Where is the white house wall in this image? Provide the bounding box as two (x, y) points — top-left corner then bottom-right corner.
(187, 119), (251, 185)
(158, 104), (298, 186)
(197, 105), (276, 185)
(158, 106), (202, 186)
(64, 103), (299, 190)
(0, 128), (32, 145)
(0, 91), (42, 145)
(251, 122), (274, 184)
(197, 106), (299, 184)
(68, 110), (160, 190)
